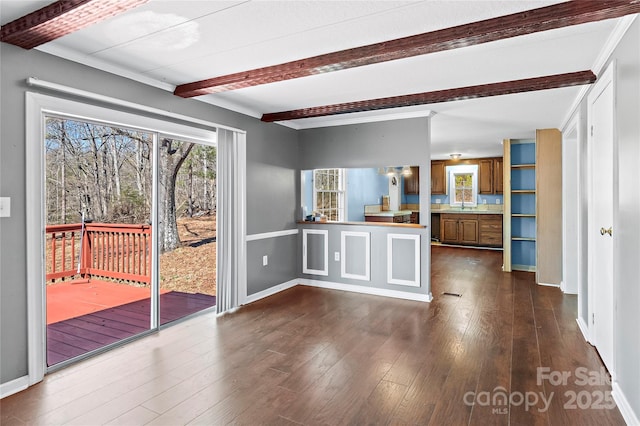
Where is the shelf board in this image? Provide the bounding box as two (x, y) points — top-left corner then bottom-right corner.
(511, 189), (536, 193)
(511, 164), (536, 169)
(512, 237), (536, 241)
(512, 214), (536, 217)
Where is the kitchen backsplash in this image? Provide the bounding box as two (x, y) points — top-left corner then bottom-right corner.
(431, 194), (503, 206)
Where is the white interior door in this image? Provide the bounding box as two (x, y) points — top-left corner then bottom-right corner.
(588, 64), (615, 375)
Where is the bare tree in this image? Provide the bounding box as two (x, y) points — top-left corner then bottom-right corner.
(158, 138), (194, 253)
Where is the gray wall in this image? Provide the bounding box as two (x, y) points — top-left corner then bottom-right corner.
(298, 118), (431, 298)
(298, 223), (429, 296)
(299, 118), (430, 170)
(0, 43), (299, 384)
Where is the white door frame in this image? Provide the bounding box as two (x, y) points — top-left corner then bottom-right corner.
(25, 90), (242, 387)
(586, 61), (617, 378)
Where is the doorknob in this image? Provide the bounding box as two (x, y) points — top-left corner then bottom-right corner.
(600, 227), (612, 237)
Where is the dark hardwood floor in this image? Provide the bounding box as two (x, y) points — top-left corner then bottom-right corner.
(1, 246), (625, 425)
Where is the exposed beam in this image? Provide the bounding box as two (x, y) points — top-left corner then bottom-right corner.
(174, 1), (638, 98)
(260, 70), (596, 122)
(0, 0), (149, 49)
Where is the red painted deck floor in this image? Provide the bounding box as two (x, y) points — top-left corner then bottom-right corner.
(46, 280), (168, 324)
(46, 280), (216, 365)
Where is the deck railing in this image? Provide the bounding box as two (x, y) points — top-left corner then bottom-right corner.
(46, 223), (151, 285)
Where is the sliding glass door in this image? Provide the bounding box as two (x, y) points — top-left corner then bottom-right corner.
(42, 113), (217, 368)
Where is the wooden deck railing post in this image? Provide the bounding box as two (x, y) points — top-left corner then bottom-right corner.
(81, 226), (92, 279)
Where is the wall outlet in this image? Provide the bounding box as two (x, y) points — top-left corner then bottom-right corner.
(262, 255), (268, 266)
(496, 199), (501, 205)
(334, 252), (340, 261)
(0, 197), (10, 218)
(435, 199), (441, 204)
(482, 199), (487, 204)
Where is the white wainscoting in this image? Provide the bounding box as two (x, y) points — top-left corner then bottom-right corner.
(387, 233), (420, 287)
(302, 229), (329, 276)
(341, 231), (370, 281)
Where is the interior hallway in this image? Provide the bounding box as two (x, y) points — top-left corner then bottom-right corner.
(0, 246), (624, 425)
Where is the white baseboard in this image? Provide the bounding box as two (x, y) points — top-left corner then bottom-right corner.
(613, 381), (640, 426)
(576, 317), (591, 344)
(243, 279), (298, 305)
(299, 278), (433, 302)
(512, 264), (537, 272)
(0, 375), (29, 399)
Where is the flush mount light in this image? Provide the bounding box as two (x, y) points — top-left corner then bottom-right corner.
(450, 153), (462, 160)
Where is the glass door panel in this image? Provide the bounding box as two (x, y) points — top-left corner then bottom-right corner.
(45, 116), (153, 366)
(158, 138), (217, 325)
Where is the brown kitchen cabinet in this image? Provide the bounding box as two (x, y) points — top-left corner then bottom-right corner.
(403, 166), (420, 195)
(431, 161), (446, 195)
(365, 214), (411, 223)
(409, 211), (419, 224)
(478, 214), (503, 247)
(479, 159), (494, 194)
(441, 213), (502, 247)
(494, 157), (503, 194)
(440, 214), (479, 245)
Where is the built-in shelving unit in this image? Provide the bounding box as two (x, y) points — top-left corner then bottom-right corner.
(509, 140), (537, 272)
(503, 129), (562, 284)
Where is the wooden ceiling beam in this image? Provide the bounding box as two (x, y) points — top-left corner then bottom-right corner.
(260, 70), (596, 122)
(175, 1), (639, 98)
(0, 0), (149, 50)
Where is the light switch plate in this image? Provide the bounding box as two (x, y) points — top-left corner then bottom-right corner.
(0, 197), (10, 218)
(262, 255), (268, 266)
(483, 199), (487, 204)
(334, 252), (340, 261)
(496, 199), (501, 205)
(435, 199), (441, 204)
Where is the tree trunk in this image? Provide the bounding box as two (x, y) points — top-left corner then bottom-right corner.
(187, 161), (194, 217)
(110, 135), (121, 201)
(158, 138), (194, 253)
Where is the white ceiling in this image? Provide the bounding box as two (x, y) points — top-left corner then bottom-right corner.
(0, 0), (629, 159)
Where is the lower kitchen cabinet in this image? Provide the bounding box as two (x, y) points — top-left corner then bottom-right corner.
(440, 213), (502, 247)
(478, 214), (503, 247)
(441, 214), (479, 245)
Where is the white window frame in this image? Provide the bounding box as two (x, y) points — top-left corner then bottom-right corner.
(448, 165), (478, 207)
(312, 168), (346, 221)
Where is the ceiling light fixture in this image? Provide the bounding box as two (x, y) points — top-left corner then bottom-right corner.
(401, 166), (412, 176)
(450, 154), (462, 160)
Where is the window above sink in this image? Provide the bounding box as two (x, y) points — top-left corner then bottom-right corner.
(447, 165), (478, 208)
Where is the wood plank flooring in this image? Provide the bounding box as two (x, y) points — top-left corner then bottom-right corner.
(1, 246), (625, 425)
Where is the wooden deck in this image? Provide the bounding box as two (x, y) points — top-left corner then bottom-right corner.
(47, 291), (216, 366)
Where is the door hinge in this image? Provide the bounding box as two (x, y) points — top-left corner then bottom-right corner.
(592, 313), (595, 324)
(591, 125), (594, 137)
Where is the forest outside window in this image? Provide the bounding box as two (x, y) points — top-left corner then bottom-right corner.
(313, 168), (346, 221)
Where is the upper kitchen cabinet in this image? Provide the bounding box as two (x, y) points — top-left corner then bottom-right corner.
(494, 157), (504, 194)
(479, 157), (504, 195)
(431, 161), (446, 195)
(479, 159), (494, 194)
(403, 166), (420, 195)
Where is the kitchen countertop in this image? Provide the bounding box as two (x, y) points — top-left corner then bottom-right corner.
(364, 210), (413, 217)
(431, 209), (503, 215)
